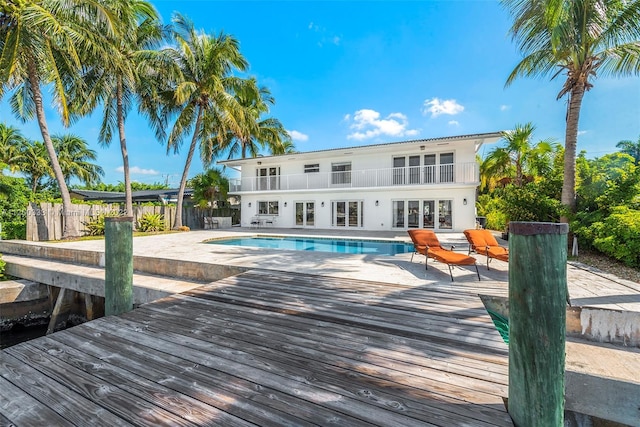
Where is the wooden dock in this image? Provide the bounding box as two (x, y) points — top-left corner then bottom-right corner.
(1, 269), (512, 426)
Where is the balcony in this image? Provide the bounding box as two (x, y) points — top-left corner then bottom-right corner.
(229, 162), (479, 193)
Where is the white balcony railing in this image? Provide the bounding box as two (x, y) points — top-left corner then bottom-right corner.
(229, 162), (479, 193)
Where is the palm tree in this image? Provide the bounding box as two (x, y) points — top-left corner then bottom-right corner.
(16, 139), (50, 192)
(160, 14), (248, 229)
(190, 168), (229, 210)
(483, 123), (558, 188)
(52, 134), (104, 187)
(0, 0), (113, 238)
(502, 0), (640, 219)
(215, 77), (293, 160)
(616, 135), (640, 164)
(79, 0), (164, 217)
(0, 123), (26, 171)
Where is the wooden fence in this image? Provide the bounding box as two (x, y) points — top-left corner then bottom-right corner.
(26, 202), (239, 241)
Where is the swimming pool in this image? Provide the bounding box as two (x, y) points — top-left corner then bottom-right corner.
(207, 236), (414, 256)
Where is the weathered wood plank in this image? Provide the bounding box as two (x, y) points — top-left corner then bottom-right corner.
(177, 280), (507, 349)
(151, 293), (509, 366)
(0, 374), (72, 427)
(54, 327), (372, 427)
(136, 302), (509, 387)
(98, 312), (512, 427)
(84, 317), (442, 427)
(5, 345), (198, 427)
(124, 308), (513, 426)
(0, 352), (132, 427)
(25, 337), (254, 427)
(0, 269), (514, 427)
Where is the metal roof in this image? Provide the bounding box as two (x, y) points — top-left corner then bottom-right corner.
(217, 131), (503, 165)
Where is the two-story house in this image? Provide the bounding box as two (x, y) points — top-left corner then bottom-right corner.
(218, 131), (501, 232)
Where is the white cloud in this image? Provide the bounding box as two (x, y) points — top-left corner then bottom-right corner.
(116, 166), (159, 175)
(422, 98), (464, 118)
(308, 21), (340, 46)
(448, 120), (460, 126)
(288, 130), (309, 142)
(578, 130), (588, 135)
(500, 105), (511, 111)
(346, 109), (419, 140)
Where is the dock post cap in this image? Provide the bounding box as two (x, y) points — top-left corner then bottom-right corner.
(105, 216), (134, 223)
(509, 221), (569, 236)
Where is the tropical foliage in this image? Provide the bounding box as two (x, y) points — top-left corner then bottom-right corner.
(0, 254), (5, 279)
(216, 77), (293, 160)
(616, 135), (640, 165)
(0, 174), (39, 240)
(502, 0), (640, 219)
(189, 168), (229, 209)
(78, 0), (165, 217)
(136, 213), (166, 232)
(0, 0), (116, 238)
(481, 126), (640, 267)
(156, 14), (248, 229)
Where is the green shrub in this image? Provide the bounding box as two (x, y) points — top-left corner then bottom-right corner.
(589, 206), (640, 267)
(0, 175), (30, 240)
(83, 212), (120, 236)
(136, 213), (166, 232)
(0, 254), (6, 280)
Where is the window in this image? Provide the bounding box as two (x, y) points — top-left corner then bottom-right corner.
(304, 164), (319, 173)
(424, 154), (436, 183)
(331, 162), (351, 185)
(409, 155), (420, 184)
(392, 199), (450, 229)
(257, 167), (280, 190)
(440, 152), (454, 183)
(331, 200), (363, 227)
(258, 201), (279, 215)
(393, 157), (405, 185)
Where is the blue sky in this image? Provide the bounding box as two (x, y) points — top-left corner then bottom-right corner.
(2, 0), (639, 187)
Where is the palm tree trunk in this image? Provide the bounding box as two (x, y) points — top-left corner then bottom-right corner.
(116, 77), (134, 219)
(561, 84), (585, 223)
(173, 106), (203, 229)
(27, 57), (78, 238)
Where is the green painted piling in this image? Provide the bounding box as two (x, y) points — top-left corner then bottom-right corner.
(105, 217), (133, 316)
(508, 222), (568, 427)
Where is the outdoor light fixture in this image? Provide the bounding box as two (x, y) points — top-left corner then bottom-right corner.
(248, 202), (252, 207)
(257, 161), (262, 165)
(463, 198), (467, 205)
(375, 200), (379, 206)
(284, 202), (287, 207)
(321, 202), (325, 207)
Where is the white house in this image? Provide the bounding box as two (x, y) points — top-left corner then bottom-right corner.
(218, 131), (501, 232)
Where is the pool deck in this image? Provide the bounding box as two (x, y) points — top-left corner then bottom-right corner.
(1, 228), (639, 425)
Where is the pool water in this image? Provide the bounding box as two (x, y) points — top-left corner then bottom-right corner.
(207, 236), (414, 256)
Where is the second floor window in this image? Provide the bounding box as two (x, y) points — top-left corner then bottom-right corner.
(257, 167), (280, 190)
(331, 162), (351, 185)
(304, 164), (319, 173)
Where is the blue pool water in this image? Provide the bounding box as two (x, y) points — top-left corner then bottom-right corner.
(207, 236), (414, 256)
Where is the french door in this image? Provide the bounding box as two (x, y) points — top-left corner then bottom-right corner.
(295, 202), (315, 227)
(332, 201), (363, 228)
(393, 199), (452, 229)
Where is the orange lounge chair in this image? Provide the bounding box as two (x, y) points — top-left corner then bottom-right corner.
(407, 229), (480, 281)
(463, 229), (509, 270)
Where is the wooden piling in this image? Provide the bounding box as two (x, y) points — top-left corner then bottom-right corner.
(508, 221), (568, 427)
(105, 217), (133, 316)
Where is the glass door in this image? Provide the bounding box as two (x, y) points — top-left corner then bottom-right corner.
(332, 201), (363, 227)
(295, 202), (315, 227)
(423, 200), (435, 228)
